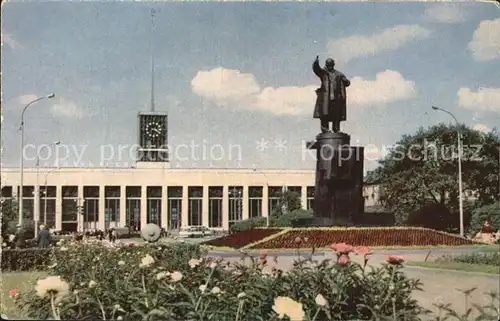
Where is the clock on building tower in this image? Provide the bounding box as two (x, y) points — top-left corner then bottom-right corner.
(137, 112), (169, 162)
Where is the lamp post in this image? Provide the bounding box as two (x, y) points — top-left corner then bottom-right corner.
(431, 106), (464, 237)
(18, 93), (56, 226)
(35, 141), (60, 237)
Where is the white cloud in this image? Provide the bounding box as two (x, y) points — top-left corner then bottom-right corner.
(16, 94), (38, 105)
(1, 32), (21, 50)
(51, 99), (85, 119)
(348, 70), (416, 106)
(191, 67), (260, 104)
(326, 24), (431, 63)
(256, 85), (317, 115)
(472, 123), (491, 133)
(468, 18), (500, 61)
(191, 67), (416, 116)
(423, 4), (467, 24)
(457, 87), (500, 114)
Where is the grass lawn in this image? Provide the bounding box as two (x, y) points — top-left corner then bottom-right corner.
(1, 270), (47, 319)
(407, 261), (500, 274)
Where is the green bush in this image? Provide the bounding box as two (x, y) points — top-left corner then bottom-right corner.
(468, 201), (500, 234)
(440, 252), (500, 266)
(270, 209), (314, 227)
(1, 248), (53, 271)
(230, 216), (267, 233)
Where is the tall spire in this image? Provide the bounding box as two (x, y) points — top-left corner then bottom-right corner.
(150, 8), (156, 112)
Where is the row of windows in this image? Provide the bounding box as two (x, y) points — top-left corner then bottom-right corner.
(1, 185), (316, 231)
(0, 185), (317, 198)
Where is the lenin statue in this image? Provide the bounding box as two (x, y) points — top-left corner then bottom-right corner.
(313, 56), (350, 133)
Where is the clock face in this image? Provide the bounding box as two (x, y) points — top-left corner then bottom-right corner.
(145, 122), (163, 139)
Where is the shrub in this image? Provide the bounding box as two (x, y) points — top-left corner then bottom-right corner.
(270, 209), (314, 227)
(468, 201), (500, 234)
(202, 228), (282, 249)
(438, 252), (500, 266)
(230, 216), (268, 233)
(1, 248), (53, 271)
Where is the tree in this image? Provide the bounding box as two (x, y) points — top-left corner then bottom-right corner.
(468, 201), (500, 234)
(271, 190), (302, 217)
(376, 124), (500, 225)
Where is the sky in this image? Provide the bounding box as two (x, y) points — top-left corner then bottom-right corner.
(1, 1), (500, 172)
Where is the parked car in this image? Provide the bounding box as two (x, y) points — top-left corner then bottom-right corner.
(178, 226), (214, 238)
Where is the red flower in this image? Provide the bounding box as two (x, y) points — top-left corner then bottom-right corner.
(9, 288), (20, 298)
(386, 255), (404, 265)
(337, 254), (350, 265)
(354, 246), (372, 258)
(331, 242), (354, 254)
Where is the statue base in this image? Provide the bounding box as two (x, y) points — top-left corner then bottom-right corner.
(306, 131), (364, 226)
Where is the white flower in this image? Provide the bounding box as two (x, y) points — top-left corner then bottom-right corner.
(2, 242), (7, 247)
(114, 304), (125, 312)
(80, 282), (86, 287)
(188, 258), (202, 268)
(35, 276), (70, 303)
(88, 280), (97, 288)
(73, 290), (79, 295)
(156, 272), (169, 280)
(210, 286), (222, 294)
(199, 285), (207, 293)
(157, 247), (162, 250)
(315, 294), (327, 307)
(139, 254), (155, 268)
(60, 247), (68, 251)
(118, 260), (125, 266)
(209, 262), (217, 269)
(237, 292), (246, 299)
(170, 271), (183, 282)
(48, 263), (57, 269)
(117, 316), (123, 320)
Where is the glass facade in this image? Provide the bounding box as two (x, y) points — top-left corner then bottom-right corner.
(307, 186), (315, 211)
(228, 186), (243, 227)
(39, 186), (56, 228)
(167, 186), (182, 229)
(248, 186), (263, 218)
(105, 186), (120, 229)
(83, 186), (98, 231)
(147, 186), (162, 226)
(267, 186), (282, 217)
(126, 186), (141, 232)
(208, 186), (223, 227)
(188, 186), (203, 226)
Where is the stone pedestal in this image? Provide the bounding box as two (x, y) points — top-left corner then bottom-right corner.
(306, 131), (364, 226)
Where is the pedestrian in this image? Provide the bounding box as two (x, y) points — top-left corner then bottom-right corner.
(37, 225), (52, 248)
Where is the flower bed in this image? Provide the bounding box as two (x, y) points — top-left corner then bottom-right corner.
(247, 227), (476, 249)
(201, 228), (283, 249)
(8, 240), (500, 321)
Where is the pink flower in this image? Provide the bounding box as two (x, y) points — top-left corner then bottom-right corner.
(386, 255), (404, 265)
(337, 254), (350, 265)
(9, 288), (20, 298)
(331, 243), (354, 254)
(294, 237), (302, 244)
(354, 246), (372, 258)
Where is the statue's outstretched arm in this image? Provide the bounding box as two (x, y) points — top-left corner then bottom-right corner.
(312, 56), (323, 77)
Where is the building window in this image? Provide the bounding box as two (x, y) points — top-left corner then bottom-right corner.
(17, 186), (35, 223)
(147, 187), (162, 226)
(126, 186), (141, 232)
(307, 186), (315, 211)
(188, 186), (203, 226)
(39, 186), (56, 229)
(1, 186), (13, 199)
(287, 186), (302, 198)
(248, 186), (263, 218)
(83, 186), (99, 231)
(168, 186), (182, 229)
(208, 186), (223, 228)
(268, 186), (282, 216)
(229, 186), (243, 227)
(105, 186), (120, 229)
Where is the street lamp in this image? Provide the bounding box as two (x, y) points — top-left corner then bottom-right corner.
(34, 141), (61, 237)
(431, 105), (464, 237)
(18, 93), (56, 226)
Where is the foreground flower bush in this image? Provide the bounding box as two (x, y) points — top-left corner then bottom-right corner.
(12, 240), (498, 321)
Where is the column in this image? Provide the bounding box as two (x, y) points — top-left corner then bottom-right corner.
(34, 184), (40, 230)
(202, 185), (209, 226)
(301, 186), (308, 209)
(120, 186), (126, 228)
(262, 185), (269, 219)
(181, 185), (188, 227)
(141, 186), (147, 228)
(222, 185), (229, 231)
(242, 185), (249, 220)
(98, 186), (105, 230)
(161, 186), (168, 229)
(55, 185), (62, 231)
(78, 185), (84, 232)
